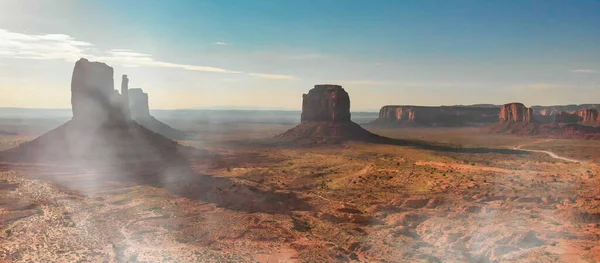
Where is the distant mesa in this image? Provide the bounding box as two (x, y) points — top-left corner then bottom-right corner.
(533, 104), (600, 116)
(489, 103), (539, 135)
(552, 111), (580, 124)
(489, 102), (600, 139)
(574, 108), (600, 125)
(2, 58), (189, 165)
(499, 103), (533, 123)
(129, 87), (186, 140)
(372, 105), (499, 127)
(280, 84), (382, 143)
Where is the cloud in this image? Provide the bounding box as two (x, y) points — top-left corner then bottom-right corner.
(0, 29), (91, 60)
(214, 42), (231, 45)
(570, 69), (598, 74)
(0, 28), (240, 74)
(248, 73), (297, 79)
(98, 49), (241, 73)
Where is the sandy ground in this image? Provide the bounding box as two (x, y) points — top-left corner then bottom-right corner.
(1, 128), (600, 262)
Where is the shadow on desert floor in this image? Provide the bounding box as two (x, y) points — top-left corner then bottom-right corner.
(0, 157), (313, 216)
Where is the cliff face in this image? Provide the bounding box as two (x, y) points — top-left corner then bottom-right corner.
(574, 108), (600, 125)
(553, 111), (580, 123)
(129, 88), (151, 119)
(301, 85), (351, 122)
(375, 106), (499, 127)
(499, 103), (533, 123)
(128, 88), (186, 140)
(533, 104), (600, 116)
(71, 58), (129, 125)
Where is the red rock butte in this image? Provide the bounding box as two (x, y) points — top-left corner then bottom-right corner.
(1, 58), (189, 165)
(280, 84), (381, 142)
(499, 103), (533, 123)
(301, 84), (351, 122)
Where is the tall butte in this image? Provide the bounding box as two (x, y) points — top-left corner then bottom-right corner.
(2, 58), (188, 165)
(71, 58), (130, 125)
(280, 84), (381, 143)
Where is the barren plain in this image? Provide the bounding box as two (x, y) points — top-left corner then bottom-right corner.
(1, 119), (600, 262)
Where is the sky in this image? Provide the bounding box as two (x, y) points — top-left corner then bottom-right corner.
(1, 0), (599, 111)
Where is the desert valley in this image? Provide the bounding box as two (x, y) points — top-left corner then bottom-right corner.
(0, 58), (599, 263)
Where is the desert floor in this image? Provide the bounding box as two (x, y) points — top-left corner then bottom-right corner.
(1, 122), (600, 262)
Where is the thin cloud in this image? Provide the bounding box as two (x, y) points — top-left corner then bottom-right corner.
(570, 69), (598, 74)
(248, 73), (297, 79)
(214, 42), (231, 45)
(0, 29), (91, 60)
(0, 28), (240, 74)
(98, 49), (241, 73)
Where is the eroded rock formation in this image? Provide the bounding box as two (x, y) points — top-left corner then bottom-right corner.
(533, 104), (600, 116)
(552, 111), (580, 123)
(3, 58), (191, 165)
(574, 108), (600, 125)
(499, 103), (533, 123)
(129, 88), (150, 119)
(301, 85), (351, 122)
(489, 103), (537, 135)
(281, 84), (380, 143)
(374, 106), (499, 127)
(71, 58), (129, 125)
(129, 88), (186, 139)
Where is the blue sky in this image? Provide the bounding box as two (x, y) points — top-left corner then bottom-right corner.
(1, 0), (599, 110)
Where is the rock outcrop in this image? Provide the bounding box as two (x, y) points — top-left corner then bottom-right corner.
(552, 111), (580, 124)
(533, 104), (600, 116)
(280, 85), (381, 143)
(71, 58), (129, 125)
(499, 103), (533, 123)
(129, 88), (186, 139)
(2, 58), (191, 166)
(574, 108), (600, 125)
(489, 103), (538, 135)
(301, 85), (351, 122)
(373, 106), (498, 127)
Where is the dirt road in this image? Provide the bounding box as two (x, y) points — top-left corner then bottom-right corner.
(514, 140), (581, 163)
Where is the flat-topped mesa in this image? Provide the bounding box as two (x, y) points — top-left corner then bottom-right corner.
(574, 108), (600, 125)
(499, 103), (533, 123)
(129, 88), (150, 119)
(71, 58), (129, 125)
(301, 84), (351, 122)
(375, 105), (499, 126)
(553, 111), (580, 123)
